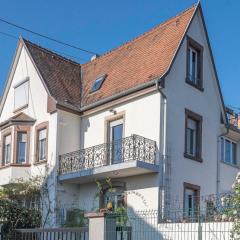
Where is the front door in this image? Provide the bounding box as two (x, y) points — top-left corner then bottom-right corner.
(109, 119), (123, 164)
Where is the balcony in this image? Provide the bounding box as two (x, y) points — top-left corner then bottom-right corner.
(58, 134), (158, 183)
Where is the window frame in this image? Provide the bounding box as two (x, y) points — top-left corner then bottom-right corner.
(104, 112), (125, 165)
(2, 130), (12, 166)
(13, 126), (30, 165)
(89, 74), (107, 93)
(220, 137), (238, 166)
(186, 36), (204, 91)
(99, 181), (126, 210)
(13, 78), (29, 112)
(184, 109), (203, 162)
(183, 182), (200, 219)
(34, 122), (48, 164)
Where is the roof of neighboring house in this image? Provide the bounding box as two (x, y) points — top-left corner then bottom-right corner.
(0, 112), (36, 128)
(81, 4), (197, 106)
(23, 39), (82, 110)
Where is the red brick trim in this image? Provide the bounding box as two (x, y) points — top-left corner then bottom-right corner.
(13, 125), (31, 165)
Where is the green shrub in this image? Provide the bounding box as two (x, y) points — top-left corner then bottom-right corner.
(63, 208), (87, 227)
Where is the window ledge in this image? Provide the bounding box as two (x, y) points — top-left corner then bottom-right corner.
(33, 160), (47, 166)
(185, 78), (204, 92)
(0, 163), (31, 170)
(184, 152), (203, 163)
(220, 161), (240, 169)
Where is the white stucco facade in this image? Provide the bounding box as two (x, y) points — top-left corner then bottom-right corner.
(0, 6), (239, 227)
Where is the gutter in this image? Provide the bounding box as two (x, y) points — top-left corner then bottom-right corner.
(80, 76), (164, 112)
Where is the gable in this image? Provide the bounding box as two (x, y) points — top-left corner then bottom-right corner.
(188, 7), (226, 121)
(163, 6), (226, 125)
(0, 42), (49, 122)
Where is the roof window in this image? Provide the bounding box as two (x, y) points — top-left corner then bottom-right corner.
(90, 75), (107, 93)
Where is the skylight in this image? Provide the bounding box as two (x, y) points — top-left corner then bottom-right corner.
(91, 75), (107, 93)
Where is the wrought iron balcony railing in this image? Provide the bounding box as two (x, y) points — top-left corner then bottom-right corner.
(59, 134), (156, 175)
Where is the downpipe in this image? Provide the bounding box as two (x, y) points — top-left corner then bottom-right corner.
(155, 79), (168, 218)
(216, 127), (229, 197)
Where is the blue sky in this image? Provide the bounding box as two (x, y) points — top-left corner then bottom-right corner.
(0, 0), (239, 109)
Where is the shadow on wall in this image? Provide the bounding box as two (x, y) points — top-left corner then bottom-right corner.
(106, 206), (164, 240)
(80, 118), (90, 149)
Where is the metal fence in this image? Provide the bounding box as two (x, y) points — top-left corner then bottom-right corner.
(6, 228), (89, 240)
(105, 208), (237, 240)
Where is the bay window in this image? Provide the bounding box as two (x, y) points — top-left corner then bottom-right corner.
(3, 134), (11, 165)
(17, 132), (27, 164)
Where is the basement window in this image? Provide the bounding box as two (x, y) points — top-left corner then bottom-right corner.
(90, 75), (107, 93)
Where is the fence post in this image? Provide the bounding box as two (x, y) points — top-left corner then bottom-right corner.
(197, 206), (202, 240)
(85, 212), (116, 240)
(0, 224), (2, 240)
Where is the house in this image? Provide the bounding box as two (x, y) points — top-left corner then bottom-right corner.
(0, 2), (239, 226)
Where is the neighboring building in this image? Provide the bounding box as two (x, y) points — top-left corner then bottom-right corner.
(0, 3), (239, 225)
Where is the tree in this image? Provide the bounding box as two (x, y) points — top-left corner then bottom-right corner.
(226, 172), (240, 239)
(0, 170), (54, 235)
(0, 177), (42, 236)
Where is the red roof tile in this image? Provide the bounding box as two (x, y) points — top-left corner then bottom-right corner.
(81, 5), (196, 106)
(21, 5), (196, 110)
(23, 40), (82, 109)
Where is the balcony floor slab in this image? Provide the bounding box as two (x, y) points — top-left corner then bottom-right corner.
(58, 160), (159, 184)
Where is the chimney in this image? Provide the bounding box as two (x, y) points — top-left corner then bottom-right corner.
(91, 54), (100, 61)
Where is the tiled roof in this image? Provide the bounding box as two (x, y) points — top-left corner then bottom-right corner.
(22, 4), (196, 110)
(81, 4), (196, 106)
(23, 39), (82, 109)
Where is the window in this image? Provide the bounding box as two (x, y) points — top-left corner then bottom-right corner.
(109, 118), (124, 164)
(185, 109), (202, 161)
(100, 182), (126, 211)
(37, 128), (47, 162)
(17, 132), (27, 164)
(104, 187), (125, 211)
(186, 37), (203, 90)
(221, 137), (237, 165)
(90, 75), (107, 93)
(186, 118), (197, 156)
(3, 134), (11, 165)
(184, 183), (200, 220)
(14, 79), (29, 111)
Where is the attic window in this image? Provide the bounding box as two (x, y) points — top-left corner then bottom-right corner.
(90, 75), (107, 93)
(14, 78), (29, 111)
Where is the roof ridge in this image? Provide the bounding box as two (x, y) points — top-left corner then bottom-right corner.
(22, 38), (81, 67)
(83, 3), (197, 66)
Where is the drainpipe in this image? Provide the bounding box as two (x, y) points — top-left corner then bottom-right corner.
(216, 126), (229, 197)
(155, 79), (168, 216)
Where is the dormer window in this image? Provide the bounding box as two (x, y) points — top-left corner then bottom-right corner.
(186, 37), (203, 91)
(14, 78), (29, 111)
(90, 75), (107, 93)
